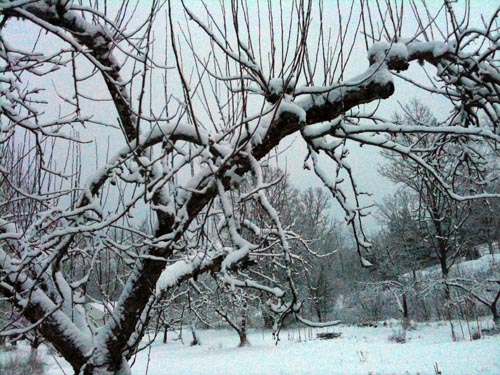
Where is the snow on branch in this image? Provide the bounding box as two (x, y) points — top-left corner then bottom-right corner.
(1, 2), (500, 374)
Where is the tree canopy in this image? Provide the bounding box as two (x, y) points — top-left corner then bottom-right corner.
(1, 1), (499, 374)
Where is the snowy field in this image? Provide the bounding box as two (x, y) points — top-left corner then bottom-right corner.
(3, 320), (498, 375)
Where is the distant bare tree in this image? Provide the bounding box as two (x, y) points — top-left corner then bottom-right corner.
(374, 190), (432, 277)
(380, 100), (489, 289)
(292, 188), (343, 322)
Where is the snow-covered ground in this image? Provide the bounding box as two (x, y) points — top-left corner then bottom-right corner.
(4, 320), (498, 375)
(401, 253), (500, 282)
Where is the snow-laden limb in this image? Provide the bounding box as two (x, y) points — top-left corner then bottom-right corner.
(156, 249), (224, 293)
(303, 144), (373, 263)
(335, 127), (499, 201)
(0, 0), (38, 10)
(303, 118), (500, 143)
(0, 247), (92, 373)
(302, 115), (500, 203)
(246, 148), (301, 304)
(156, 236), (284, 297)
(85, 122), (210, 196)
(1, 2), (500, 375)
(221, 274), (285, 298)
(399, 38), (500, 128)
(445, 278), (500, 325)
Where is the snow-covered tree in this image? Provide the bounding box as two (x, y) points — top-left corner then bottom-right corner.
(462, 177), (500, 254)
(380, 100), (497, 295)
(1, 1), (500, 374)
(292, 187), (342, 322)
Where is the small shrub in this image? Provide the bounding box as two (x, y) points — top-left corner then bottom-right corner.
(481, 326), (500, 336)
(0, 351), (46, 375)
(471, 331), (481, 340)
(388, 329), (407, 343)
(357, 350), (368, 362)
(404, 319), (417, 331)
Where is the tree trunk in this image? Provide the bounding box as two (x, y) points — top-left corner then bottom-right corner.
(492, 303), (500, 326)
(402, 293), (411, 330)
(262, 310), (274, 330)
(238, 311), (250, 347)
(315, 302), (323, 323)
(439, 259), (451, 301)
(31, 333), (41, 350)
(238, 332), (250, 347)
(82, 358), (131, 375)
(487, 240), (494, 256)
(163, 323), (168, 344)
(493, 314), (500, 327)
(190, 323), (201, 346)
